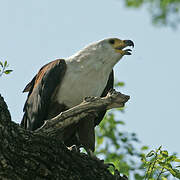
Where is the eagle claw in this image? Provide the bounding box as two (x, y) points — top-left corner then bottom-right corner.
(68, 145), (80, 152)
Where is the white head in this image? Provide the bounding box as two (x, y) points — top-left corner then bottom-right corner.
(68, 38), (134, 70)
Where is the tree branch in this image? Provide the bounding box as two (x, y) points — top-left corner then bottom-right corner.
(0, 90), (130, 180)
(36, 89), (130, 138)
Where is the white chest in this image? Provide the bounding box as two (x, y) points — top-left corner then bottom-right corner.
(56, 63), (111, 108)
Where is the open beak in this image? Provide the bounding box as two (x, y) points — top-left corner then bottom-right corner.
(114, 39), (134, 55)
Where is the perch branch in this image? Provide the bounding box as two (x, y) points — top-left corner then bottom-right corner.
(36, 89), (130, 137)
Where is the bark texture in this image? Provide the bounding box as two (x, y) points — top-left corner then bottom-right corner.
(0, 91), (129, 180)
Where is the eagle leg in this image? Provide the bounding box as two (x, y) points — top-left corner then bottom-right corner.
(67, 132), (82, 152)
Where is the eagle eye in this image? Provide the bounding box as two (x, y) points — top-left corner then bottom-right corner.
(109, 39), (115, 44)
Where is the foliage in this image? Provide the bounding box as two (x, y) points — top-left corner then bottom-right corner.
(95, 82), (144, 178)
(95, 110), (180, 179)
(95, 82), (180, 179)
(142, 146), (180, 179)
(123, 0), (180, 28)
(0, 61), (13, 77)
(95, 111), (147, 179)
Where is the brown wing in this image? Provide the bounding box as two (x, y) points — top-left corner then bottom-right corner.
(21, 59), (67, 131)
(94, 70), (114, 126)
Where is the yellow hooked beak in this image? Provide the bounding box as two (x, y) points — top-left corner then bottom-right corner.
(110, 38), (134, 55)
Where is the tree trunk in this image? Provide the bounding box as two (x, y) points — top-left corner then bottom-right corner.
(0, 91), (129, 180)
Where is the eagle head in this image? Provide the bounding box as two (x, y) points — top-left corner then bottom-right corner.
(68, 38), (134, 70)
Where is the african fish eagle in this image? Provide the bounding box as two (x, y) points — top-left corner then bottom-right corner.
(21, 38), (134, 154)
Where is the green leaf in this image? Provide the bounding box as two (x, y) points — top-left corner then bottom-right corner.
(175, 158), (180, 162)
(134, 173), (144, 180)
(172, 169), (180, 178)
(146, 150), (155, 157)
(166, 155), (176, 162)
(97, 137), (104, 145)
(115, 81), (125, 87)
(156, 145), (162, 152)
(4, 70), (13, 74)
(0, 61), (3, 68)
(141, 146), (149, 151)
(116, 107), (125, 112)
(116, 120), (125, 125)
(121, 137), (128, 143)
(158, 161), (167, 166)
(161, 150), (168, 157)
(4, 60), (7, 67)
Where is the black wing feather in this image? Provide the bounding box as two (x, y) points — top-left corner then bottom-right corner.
(21, 59), (67, 130)
(94, 70), (114, 126)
